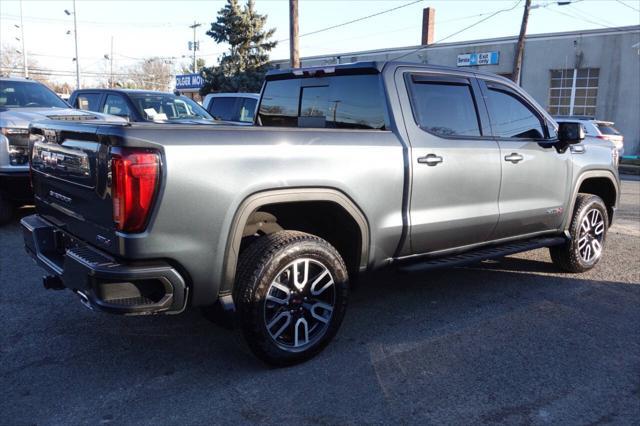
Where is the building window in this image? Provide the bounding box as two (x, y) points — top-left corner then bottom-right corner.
(548, 68), (599, 117)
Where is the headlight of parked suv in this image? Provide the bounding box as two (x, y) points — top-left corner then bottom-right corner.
(1, 128), (30, 166)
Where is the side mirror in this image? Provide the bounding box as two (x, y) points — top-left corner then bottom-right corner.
(557, 122), (585, 144)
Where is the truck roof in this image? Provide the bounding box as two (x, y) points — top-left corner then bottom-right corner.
(0, 76), (40, 83)
(72, 88), (175, 96)
(266, 61), (513, 84)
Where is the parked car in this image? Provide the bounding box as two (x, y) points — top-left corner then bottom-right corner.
(22, 62), (619, 366)
(0, 77), (123, 224)
(202, 92), (259, 124)
(554, 116), (624, 155)
(69, 88), (217, 124)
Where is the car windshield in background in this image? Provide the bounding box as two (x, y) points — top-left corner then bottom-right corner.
(0, 80), (69, 109)
(596, 123), (620, 135)
(128, 94), (212, 121)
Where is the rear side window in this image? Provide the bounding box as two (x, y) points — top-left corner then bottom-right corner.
(596, 123), (620, 135)
(485, 87), (545, 139)
(208, 97), (238, 121)
(102, 94), (130, 117)
(408, 81), (481, 137)
(75, 93), (101, 111)
(258, 74), (386, 130)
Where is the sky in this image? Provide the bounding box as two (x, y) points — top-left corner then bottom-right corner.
(1, 0), (639, 86)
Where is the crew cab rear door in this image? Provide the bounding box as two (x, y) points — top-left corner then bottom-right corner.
(477, 78), (571, 239)
(397, 69), (501, 254)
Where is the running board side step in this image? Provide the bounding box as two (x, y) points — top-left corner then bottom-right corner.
(396, 237), (567, 273)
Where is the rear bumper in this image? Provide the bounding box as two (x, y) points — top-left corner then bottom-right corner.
(21, 214), (188, 315)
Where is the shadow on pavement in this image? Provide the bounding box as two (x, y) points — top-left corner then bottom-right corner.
(2, 227), (639, 423)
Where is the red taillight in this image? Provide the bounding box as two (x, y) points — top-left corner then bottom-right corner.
(111, 149), (160, 233)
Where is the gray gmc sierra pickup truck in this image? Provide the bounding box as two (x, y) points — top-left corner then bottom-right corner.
(21, 62), (620, 365)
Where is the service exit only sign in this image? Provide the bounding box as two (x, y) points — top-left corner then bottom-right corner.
(457, 52), (500, 67)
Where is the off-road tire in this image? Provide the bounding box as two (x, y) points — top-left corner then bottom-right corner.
(0, 191), (14, 225)
(234, 231), (349, 366)
(550, 193), (608, 273)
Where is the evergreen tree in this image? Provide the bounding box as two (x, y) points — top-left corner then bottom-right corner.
(200, 0), (276, 94)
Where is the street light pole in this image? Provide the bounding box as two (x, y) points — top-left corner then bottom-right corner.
(189, 22), (201, 73)
(73, 0), (80, 89)
(19, 0), (28, 77)
(65, 0), (81, 89)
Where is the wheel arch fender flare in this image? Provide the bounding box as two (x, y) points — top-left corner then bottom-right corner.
(219, 187), (371, 295)
(563, 170), (619, 232)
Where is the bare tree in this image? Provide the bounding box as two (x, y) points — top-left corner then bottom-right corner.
(0, 44), (44, 82)
(126, 58), (173, 91)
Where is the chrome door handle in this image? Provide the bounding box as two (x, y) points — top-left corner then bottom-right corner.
(504, 153), (524, 164)
(418, 154), (443, 166)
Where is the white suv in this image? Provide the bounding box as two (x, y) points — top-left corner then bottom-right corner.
(202, 93), (259, 125)
(554, 116), (624, 155)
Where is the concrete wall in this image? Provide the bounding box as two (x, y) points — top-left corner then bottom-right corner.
(520, 30), (640, 156)
(272, 27), (640, 155)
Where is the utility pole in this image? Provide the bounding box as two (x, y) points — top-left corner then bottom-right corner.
(19, 0), (28, 77)
(109, 36), (114, 88)
(289, 0), (300, 68)
(512, 0), (532, 85)
(189, 22), (201, 73)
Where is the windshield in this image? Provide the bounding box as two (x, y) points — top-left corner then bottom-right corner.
(128, 93), (212, 121)
(0, 80), (69, 109)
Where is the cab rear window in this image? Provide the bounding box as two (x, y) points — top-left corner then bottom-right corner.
(258, 74), (387, 130)
(596, 123), (620, 135)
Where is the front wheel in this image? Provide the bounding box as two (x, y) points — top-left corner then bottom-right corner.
(550, 194), (608, 273)
(234, 231), (349, 366)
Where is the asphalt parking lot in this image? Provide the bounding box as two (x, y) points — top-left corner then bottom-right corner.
(1, 178), (639, 425)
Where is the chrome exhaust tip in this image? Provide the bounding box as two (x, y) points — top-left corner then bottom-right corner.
(74, 290), (94, 311)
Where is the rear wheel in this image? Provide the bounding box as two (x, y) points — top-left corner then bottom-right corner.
(0, 191), (14, 225)
(550, 194), (608, 272)
(234, 231), (349, 366)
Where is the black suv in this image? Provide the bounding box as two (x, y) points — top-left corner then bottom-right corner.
(68, 89), (215, 124)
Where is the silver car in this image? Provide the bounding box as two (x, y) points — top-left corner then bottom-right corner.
(555, 116), (624, 155)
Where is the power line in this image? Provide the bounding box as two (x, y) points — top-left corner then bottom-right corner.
(276, 0), (425, 43)
(566, 4), (619, 28)
(0, 13), (190, 28)
(543, 5), (633, 33)
(614, 0), (640, 13)
(391, 0), (524, 61)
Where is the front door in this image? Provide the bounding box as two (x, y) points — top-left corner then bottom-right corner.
(398, 71), (502, 255)
(479, 80), (571, 239)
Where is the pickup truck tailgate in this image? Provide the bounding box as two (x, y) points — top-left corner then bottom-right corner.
(30, 123), (122, 252)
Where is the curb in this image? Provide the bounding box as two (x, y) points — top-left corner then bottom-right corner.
(619, 165), (640, 176)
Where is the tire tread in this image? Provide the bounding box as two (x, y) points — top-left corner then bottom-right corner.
(234, 231), (348, 366)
